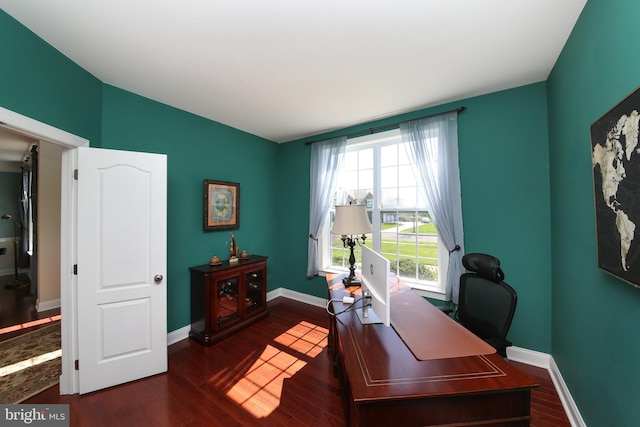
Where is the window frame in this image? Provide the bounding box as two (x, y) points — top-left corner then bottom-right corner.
(317, 129), (448, 298)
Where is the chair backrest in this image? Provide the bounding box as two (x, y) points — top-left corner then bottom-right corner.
(457, 253), (517, 343)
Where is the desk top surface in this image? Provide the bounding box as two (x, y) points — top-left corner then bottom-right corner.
(390, 286), (496, 360)
(327, 273), (538, 402)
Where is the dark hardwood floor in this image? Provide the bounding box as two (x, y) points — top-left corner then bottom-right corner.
(0, 273), (60, 342)
(21, 296), (570, 426)
(510, 360), (572, 427)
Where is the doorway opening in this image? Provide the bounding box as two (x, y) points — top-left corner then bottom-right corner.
(0, 131), (61, 338)
(0, 105), (89, 395)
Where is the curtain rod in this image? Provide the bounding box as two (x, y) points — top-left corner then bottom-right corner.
(304, 106), (466, 146)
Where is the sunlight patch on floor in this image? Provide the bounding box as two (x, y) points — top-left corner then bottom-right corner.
(0, 314), (61, 336)
(225, 321), (328, 418)
(0, 349), (62, 377)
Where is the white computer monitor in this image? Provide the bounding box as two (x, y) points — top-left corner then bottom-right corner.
(358, 245), (391, 327)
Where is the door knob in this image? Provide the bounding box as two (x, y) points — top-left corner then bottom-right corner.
(154, 274), (163, 283)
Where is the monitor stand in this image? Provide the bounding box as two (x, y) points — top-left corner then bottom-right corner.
(356, 292), (383, 325)
(356, 307), (383, 324)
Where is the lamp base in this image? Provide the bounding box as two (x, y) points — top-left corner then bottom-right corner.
(342, 275), (362, 287)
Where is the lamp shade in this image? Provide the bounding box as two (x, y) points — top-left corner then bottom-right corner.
(332, 204), (373, 235)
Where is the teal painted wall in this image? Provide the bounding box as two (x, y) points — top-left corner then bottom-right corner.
(7, 4), (635, 423)
(0, 8), (552, 351)
(548, 0), (640, 424)
(280, 82), (552, 353)
(459, 84), (551, 353)
(100, 86), (280, 332)
(0, 9), (281, 333)
(0, 10), (102, 146)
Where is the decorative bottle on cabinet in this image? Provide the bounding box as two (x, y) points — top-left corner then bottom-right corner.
(229, 233), (239, 258)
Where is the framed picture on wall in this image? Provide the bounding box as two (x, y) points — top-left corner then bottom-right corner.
(590, 86), (640, 287)
(203, 179), (239, 231)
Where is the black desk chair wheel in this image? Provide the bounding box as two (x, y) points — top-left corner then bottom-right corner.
(442, 253), (517, 357)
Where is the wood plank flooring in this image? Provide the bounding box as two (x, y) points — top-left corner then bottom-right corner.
(0, 273), (60, 342)
(510, 360), (572, 427)
(21, 296), (570, 426)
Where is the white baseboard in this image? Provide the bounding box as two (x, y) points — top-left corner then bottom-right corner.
(507, 346), (585, 427)
(506, 345), (552, 369)
(548, 356), (587, 427)
(266, 287), (326, 308)
(36, 298), (60, 312)
(167, 325), (190, 346)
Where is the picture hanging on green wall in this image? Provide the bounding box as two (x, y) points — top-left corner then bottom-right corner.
(591, 86), (640, 288)
(204, 179), (240, 231)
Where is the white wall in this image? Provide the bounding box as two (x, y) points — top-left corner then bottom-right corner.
(37, 141), (62, 310)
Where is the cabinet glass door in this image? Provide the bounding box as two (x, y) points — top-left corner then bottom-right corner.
(216, 276), (239, 327)
(245, 269), (264, 315)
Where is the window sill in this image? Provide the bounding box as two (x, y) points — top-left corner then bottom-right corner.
(320, 268), (447, 301)
(409, 285), (447, 301)
(318, 267), (348, 278)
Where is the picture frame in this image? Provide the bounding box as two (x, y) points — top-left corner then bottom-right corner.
(590, 86), (640, 287)
(203, 180), (240, 231)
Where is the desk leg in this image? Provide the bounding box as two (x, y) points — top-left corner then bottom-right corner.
(327, 300), (339, 377)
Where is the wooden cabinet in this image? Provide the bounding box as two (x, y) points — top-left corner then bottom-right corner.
(189, 255), (268, 345)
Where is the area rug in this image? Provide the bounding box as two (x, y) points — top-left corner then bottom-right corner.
(0, 323), (61, 403)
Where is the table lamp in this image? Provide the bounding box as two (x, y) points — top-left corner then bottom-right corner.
(331, 203), (373, 286)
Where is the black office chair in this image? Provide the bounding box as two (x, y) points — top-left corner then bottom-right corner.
(451, 253), (517, 357)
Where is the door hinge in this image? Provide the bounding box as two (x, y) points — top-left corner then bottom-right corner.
(74, 169), (78, 180)
(75, 360), (79, 370)
(73, 264), (78, 275)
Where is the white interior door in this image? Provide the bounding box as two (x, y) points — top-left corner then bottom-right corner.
(76, 147), (167, 394)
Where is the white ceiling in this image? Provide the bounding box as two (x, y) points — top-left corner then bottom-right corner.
(0, 0), (586, 145)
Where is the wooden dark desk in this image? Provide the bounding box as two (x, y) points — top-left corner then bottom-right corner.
(327, 274), (539, 427)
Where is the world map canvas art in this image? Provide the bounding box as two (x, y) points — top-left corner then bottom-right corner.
(591, 87), (640, 288)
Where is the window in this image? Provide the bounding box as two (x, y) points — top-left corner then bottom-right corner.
(319, 129), (448, 295)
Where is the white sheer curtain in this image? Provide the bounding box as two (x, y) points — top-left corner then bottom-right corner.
(400, 111), (465, 303)
(307, 136), (347, 278)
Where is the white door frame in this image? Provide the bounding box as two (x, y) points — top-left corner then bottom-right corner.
(0, 106), (88, 394)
